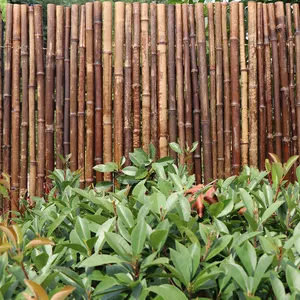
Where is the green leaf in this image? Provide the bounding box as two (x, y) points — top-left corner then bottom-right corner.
(239, 188), (254, 217)
(296, 165), (300, 183)
(94, 162), (118, 173)
(105, 232), (132, 261)
(284, 155), (299, 175)
(208, 202), (224, 218)
(235, 241), (256, 276)
(150, 230), (168, 251)
(170, 247), (191, 285)
(286, 265), (300, 292)
(269, 272), (286, 300)
(47, 214), (67, 237)
(176, 194), (191, 222)
(205, 235), (232, 261)
(253, 254), (273, 293)
(169, 142), (183, 155)
(168, 173), (183, 190)
(132, 179), (147, 198)
(188, 244), (201, 277)
(94, 218), (115, 253)
(79, 254), (125, 268)
(150, 192), (167, 215)
(148, 284), (188, 300)
(122, 166), (138, 176)
(272, 162), (283, 188)
(60, 243), (88, 255)
(131, 220), (147, 257)
(224, 263), (248, 292)
(75, 217), (91, 241)
(260, 200), (284, 224)
(116, 204), (135, 228)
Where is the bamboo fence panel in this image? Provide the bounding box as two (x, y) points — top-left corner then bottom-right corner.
(295, 4), (300, 156)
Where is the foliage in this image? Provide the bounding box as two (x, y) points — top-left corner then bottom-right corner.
(1, 146), (300, 299)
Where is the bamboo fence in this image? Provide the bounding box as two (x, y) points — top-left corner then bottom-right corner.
(1, 2), (300, 213)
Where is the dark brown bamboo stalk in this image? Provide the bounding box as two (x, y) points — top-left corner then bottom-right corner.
(263, 4), (274, 155)
(11, 4), (21, 213)
(150, 4), (158, 154)
(114, 2), (124, 164)
(29, 6), (36, 197)
(268, 4), (282, 159)
(0, 9), (3, 176)
(78, 5), (86, 187)
(64, 7), (71, 157)
(70, 5), (79, 172)
(132, 3), (141, 149)
(20, 4), (29, 198)
(56, 6), (64, 170)
(275, 2), (290, 164)
(176, 4), (185, 165)
(208, 2), (217, 178)
(157, 4), (168, 158)
(189, 4), (202, 183)
(195, 3), (212, 183)
(34, 5), (45, 197)
(141, 3), (150, 154)
(85, 2), (94, 186)
(257, 3), (266, 170)
(94, 2), (103, 181)
(221, 3), (231, 177)
(45, 4), (56, 180)
(124, 3), (132, 166)
(103, 2), (112, 181)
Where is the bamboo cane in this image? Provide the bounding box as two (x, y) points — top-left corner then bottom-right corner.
(195, 3), (212, 183)
(114, 2), (124, 164)
(103, 2), (112, 181)
(141, 3), (150, 154)
(11, 4), (21, 213)
(94, 2), (103, 181)
(208, 2), (217, 178)
(55, 6), (64, 170)
(268, 4), (282, 159)
(29, 6), (36, 197)
(189, 4), (202, 183)
(221, 3), (231, 177)
(124, 3), (132, 165)
(0, 10), (2, 178)
(20, 4), (29, 198)
(45, 4), (56, 181)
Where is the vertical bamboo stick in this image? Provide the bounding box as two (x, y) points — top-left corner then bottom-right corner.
(29, 6), (36, 196)
(45, 4), (56, 180)
(78, 5), (86, 187)
(239, 3), (248, 167)
(124, 3), (132, 165)
(132, 3), (141, 149)
(64, 7), (71, 157)
(55, 6), (64, 170)
(34, 5), (45, 197)
(103, 2), (112, 181)
(275, 2), (290, 164)
(11, 4), (21, 213)
(85, 2), (94, 186)
(0, 9), (3, 176)
(208, 2), (217, 178)
(150, 4), (158, 153)
(141, 3), (150, 154)
(196, 3), (212, 183)
(176, 5), (185, 165)
(94, 2), (103, 181)
(70, 5), (79, 172)
(268, 4), (282, 159)
(263, 4), (274, 155)
(114, 2), (124, 164)
(157, 4), (168, 158)
(221, 3), (231, 177)
(189, 4), (202, 182)
(257, 3), (266, 170)
(20, 4), (29, 198)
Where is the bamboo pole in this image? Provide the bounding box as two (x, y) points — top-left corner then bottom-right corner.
(29, 6), (36, 196)
(124, 3), (132, 165)
(196, 3), (212, 183)
(11, 4), (21, 213)
(114, 2), (124, 164)
(275, 2), (290, 164)
(239, 3), (248, 167)
(189, 4), (201, 183)
(157, 4), (168, 158)
(132, 3), (141, 149)
(257, 3), (266, 170)
(78, 5), (86, 187)
(34, 5), (45, 197)
(221, 3), (231, 177)
(0, 9), (3, 176)
(56, 6), (64, 170)
(141, 3), (150, 154)
(175, 5), (185, 165)
(20, 4), (29, 198)
(85, 2), (94, 186)
(103, 2), (112, 181)
(263, 4), (274, 155)
(94, 2), (103, 181)
(268, 4), (282, 159)
(208, 2), (217, 178)
(45, 4), (56, 180)
(64, 7), (71, 157)
(70, 5), (79, 172)
(150, 4), (158, 154)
